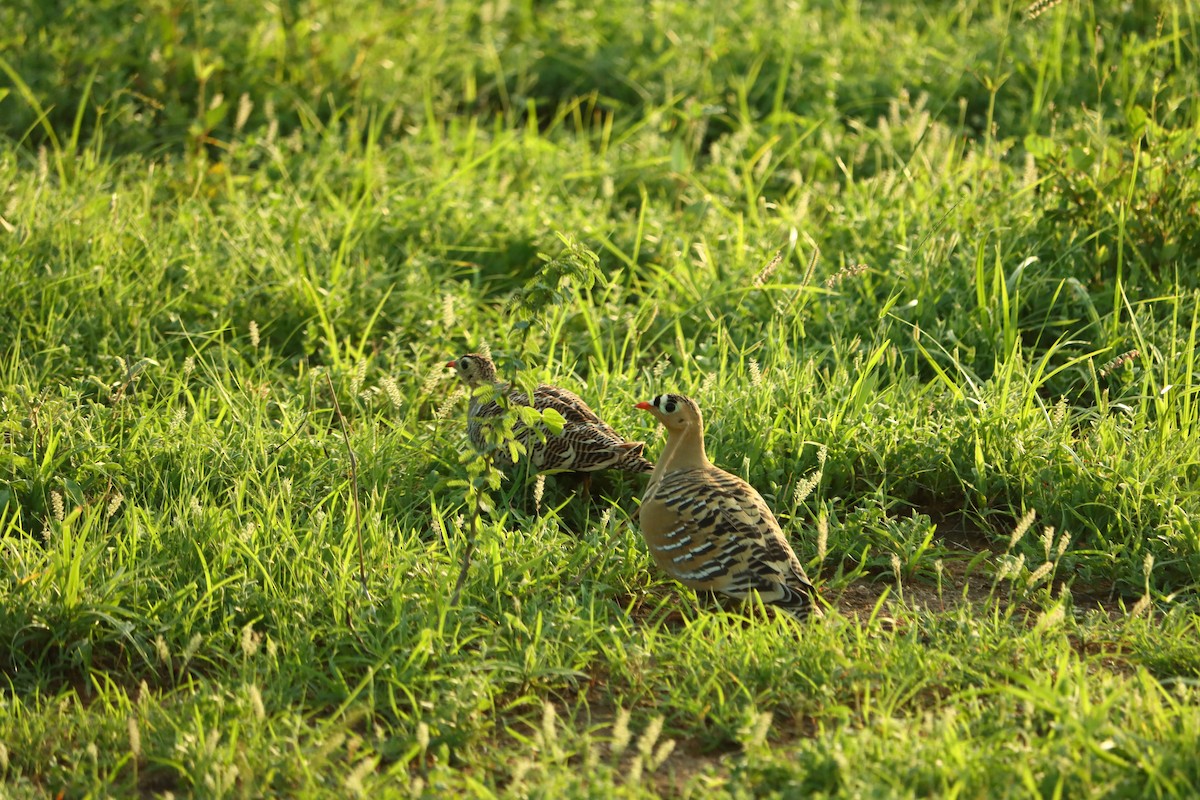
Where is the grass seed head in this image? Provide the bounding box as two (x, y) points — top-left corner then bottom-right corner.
(749, 358), (762, 387)
(235, 92), (253, 132)
(801, 246), (821, 287)
(380, 376), (403, 408)
(248, 684), (265, 720)
(541, 701), (558, 747)
(1037, 603), (1065, 630)
(128, 716), (141, 757)
(435, 386), (465, 420)
(611, 708), (632, 756)
(650, 739), (676, 770)
(793, 473), (820, 507)
(637, 716), (664, 758)
(743, 710), (773, 750)
(241, 623), (260, 657)
(1055, 529), (1071, 559)
(1027, 561), (1054, 587)
(753, 249), (784, 287)
(105, 494), (124, 520)
(183, 633), (203, 664)
(1041, 525), (1054, 560)
(533, 474), (546, 512)
(1009, 509), (1037, 550)
(1099, 349), (1139, 378)
(824, 262), (868, 289)
(1025, 0), (1068, 21)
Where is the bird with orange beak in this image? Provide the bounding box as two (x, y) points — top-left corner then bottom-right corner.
(633, 393), (822, 619)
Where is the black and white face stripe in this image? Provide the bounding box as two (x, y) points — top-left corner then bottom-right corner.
(652, 394), (680, 414)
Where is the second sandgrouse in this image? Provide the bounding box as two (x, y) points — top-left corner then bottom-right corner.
(448, 353), (653, 477)
(634, 393), (822, 619)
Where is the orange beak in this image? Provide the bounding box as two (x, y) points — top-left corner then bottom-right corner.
(445, 360), (457, 368)
(634, 401), (654, 410)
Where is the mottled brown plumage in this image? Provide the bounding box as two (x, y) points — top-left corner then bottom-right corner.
(635, 393), (822, 620)
(447, 353), (653, 474)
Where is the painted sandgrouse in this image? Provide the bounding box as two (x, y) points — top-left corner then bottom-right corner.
(634, 393), (822, 620)
(447, 353), (654, 478)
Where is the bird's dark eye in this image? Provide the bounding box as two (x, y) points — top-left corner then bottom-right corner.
(663, 398), (677, 413)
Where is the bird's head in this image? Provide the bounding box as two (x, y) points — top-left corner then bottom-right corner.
(635, 393), (702, 432)
(446, 353), (497, 387)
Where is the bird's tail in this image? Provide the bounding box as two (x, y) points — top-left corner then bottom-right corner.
(774, 582), (824, 620)
(618, 441), (655, 473)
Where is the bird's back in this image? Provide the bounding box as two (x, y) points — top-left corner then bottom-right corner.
(466, 382), (653, 473)
(640, 465), (820, 618)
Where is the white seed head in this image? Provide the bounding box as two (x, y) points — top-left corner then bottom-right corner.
(1037, 603), (1065, 630)
(435, 386), (465, 420)
(638, 716), (664, 757)
(183, 633), (203, 664)
(533, 474), (546, 512)
(650, 738), (676, 770)
(611, 707), (632, 756)
(241, 623), (260, 657)
(747, 710), (773, 749)
(541, 701), (557, 746)
(1009, 509), (1037, 550)
(248, 684), (265, 720)
(1027, 561), (1054, 587)
(235, 93), (254, 132)
(380, 376), (403, 408)
(753, 250), (783, 287)
(1055, 528), (1071, 558)
(748, 359), (763, 387)
(128, 716), (142, 757)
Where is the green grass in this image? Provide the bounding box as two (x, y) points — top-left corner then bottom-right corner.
(3, 0), (1200, 796)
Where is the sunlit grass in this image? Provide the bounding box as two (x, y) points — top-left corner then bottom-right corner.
(2, 0), (1200, 796)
